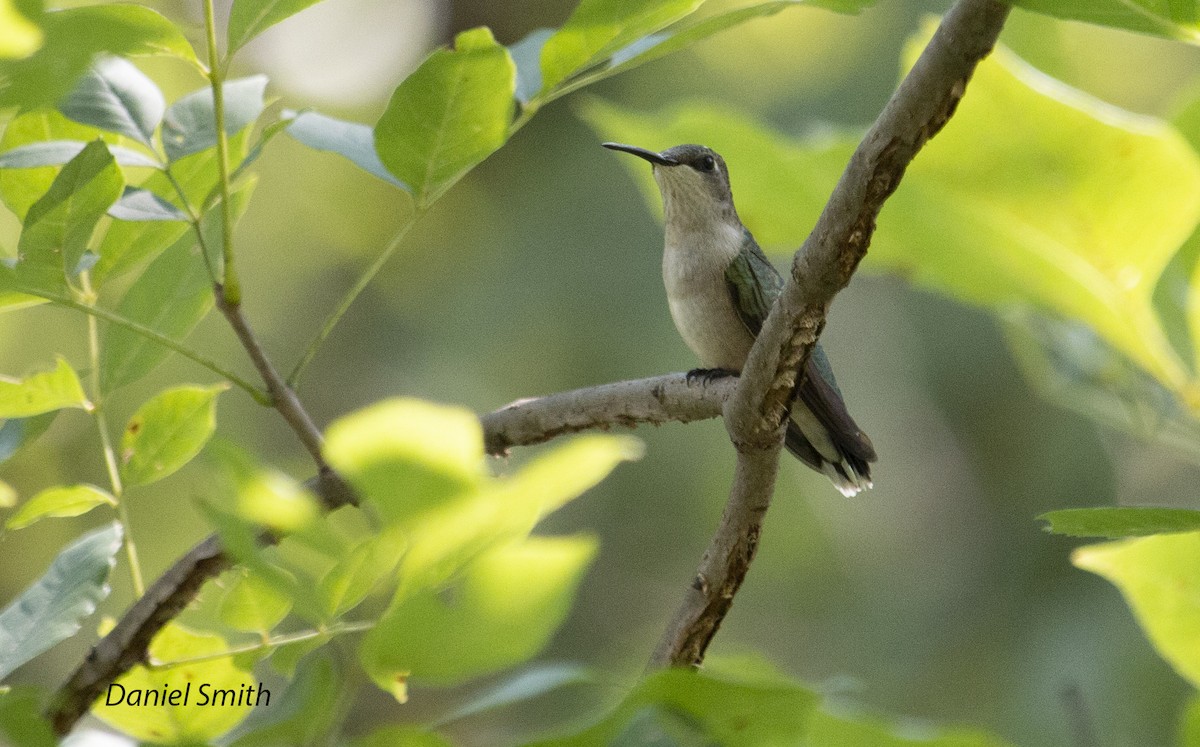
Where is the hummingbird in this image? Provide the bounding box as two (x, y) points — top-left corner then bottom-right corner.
(603, 142), (876, 496)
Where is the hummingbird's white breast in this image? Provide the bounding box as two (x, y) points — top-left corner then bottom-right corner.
(662, 221), (755, 371)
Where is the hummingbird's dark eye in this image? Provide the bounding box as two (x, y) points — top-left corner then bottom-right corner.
(698, 155), (716, 172)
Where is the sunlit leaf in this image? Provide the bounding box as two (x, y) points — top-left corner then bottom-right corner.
(1041, 507), (1200, 538)
(58, 56), (164, 149)
(0, 0), (41, 59)
(0, 140), (159, 169)
(0, 686), (56, 747)
(324, 398), (485, 527)
(162, 77), (268, 162)
(285, 110), (407, 189)
(17, 139), (124, 282)
(316, 527), (406, 618)
(1074, 532), (1200, 688)
(537, 0), (704, 97)
(0, 480), (14, 509)
(93, 623), (257, 743)
(228, 0), (329, 53)
(219, 569), (292, 634)
(582, 35), (1200, 406)
(107, 186), (189, 222)
(0, 522), (121, 680)
(1010, 0), (1200, 43)
(0, 4), (198, 111)
(5, 483), (115, 530)
(374, 27), (514, 206)
(120, 384), (225, 486)
(0, 357), (89, 418)
(361, 535), (596, 691)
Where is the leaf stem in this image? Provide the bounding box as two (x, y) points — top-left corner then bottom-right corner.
(146, 620), (375, 670)
(81, 274), (145, 597)
(287, 213), (419, 388)
(164, 168), (221, 284)
(202, 0), (239, 306)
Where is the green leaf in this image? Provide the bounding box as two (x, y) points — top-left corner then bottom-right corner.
(537, 0), (704, 97)
(1179, 694), (1200, 747)
(582, 34), (1200, 407)
(509, 28), (554, 105)
(228, 0), (329, 53)
(225, 653), (340, 747)
(162, 76), (268, 162)
(285, 110), (407, 189)
(120, 384), (225, 486)
(1074, 532), (1200, 688)
(5, 483), (116, 530)
(93, 623), (256, 743)
(1009, 0), (1200, 43)
(316, 527), (406, 618)
(438, 662), (594, 725)
(0, 357), (89, 418)
(0, 412), (56, 463)
(107, 186), (189, 222)
(17, 139), (124, 281)
(0, 687), (56, 747)
(0, 480), (14, 509)
(1041, 507), (1200, 538)
(803, 707), (1016, 746)
(324, 398), (485, 528)
(0, 4), (198, 111)
(0, 0), (41, 60)
(58, 56), (164, 149)
(219, 569), (292, 634)
(360, 535), (596, 693)
(0, 522), (122, 680)
(0, 140), (159, 169)
(374, 27), (515, 206)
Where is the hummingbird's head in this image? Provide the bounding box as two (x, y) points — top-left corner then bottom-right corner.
(602, 142), (738, 228)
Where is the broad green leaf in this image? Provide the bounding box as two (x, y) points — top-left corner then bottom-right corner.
(1041, 507), (1200, 538)
(583, 36), (1200, 405)
(1010, 0), (1200, 43)
(0, 4), (198, 111)
(0, 140), (159, 169)
(0, 0), (41, 59)
(284, 110), (406, 189)
(58, 56), (164, 149)
(438, 662), (594, 725)
(225, 653), (340, 747)
(91, 133), (250, 286)
(1179, 695), (1200, 747)
(533, 666), (821, 746)
(107, 186), (189, 222)
(17, 139), (124, 282)
(324, 398), (485, 527)
(162, 76), (268, 162)
(5, 483), (115, 530)
(400, 434), (642, 592)
(803, 708), (1015, 746)
(374, 27), (514, 206)
(228, 0), (329, 53)
(537, 0), (704, 97)
(0, 109), (126, 220)
(0, 687), (56, 747)
(1074, 532), (1200, 688)
(360, 535), (596, 693)
(0, 480), (13, 508)
(316, 527), (406, 618)
(0, 357), (89, 417)
(219, 569), (292, 634)
(120, 384), (225, 486)
(0, 412), (56, 463)
(0, 522), (122, 680)
(93, 623), (256, 743)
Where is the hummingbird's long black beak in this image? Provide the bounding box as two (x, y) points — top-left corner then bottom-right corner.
(602, 142), (678, 167)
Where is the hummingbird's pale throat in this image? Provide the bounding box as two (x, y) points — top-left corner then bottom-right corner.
(603, 141), (877, 496)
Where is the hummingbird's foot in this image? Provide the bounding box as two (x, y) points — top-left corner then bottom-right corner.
(686, 367), (739, 385)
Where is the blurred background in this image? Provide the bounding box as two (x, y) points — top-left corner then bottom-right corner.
(3, 0), (1200, 744)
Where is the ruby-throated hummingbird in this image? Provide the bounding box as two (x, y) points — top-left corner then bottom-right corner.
(604, 142), (876, 496)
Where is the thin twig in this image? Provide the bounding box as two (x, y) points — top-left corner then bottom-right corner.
(650, 0), (1013, 668)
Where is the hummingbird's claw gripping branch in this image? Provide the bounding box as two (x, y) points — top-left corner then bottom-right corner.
(652, 0), (1012, 669)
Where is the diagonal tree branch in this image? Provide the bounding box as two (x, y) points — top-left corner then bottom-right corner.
(650, 0), (1013, 668)
(44, 374), (728, 735)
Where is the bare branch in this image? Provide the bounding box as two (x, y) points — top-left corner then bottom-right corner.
(652, 0), (1012, 668)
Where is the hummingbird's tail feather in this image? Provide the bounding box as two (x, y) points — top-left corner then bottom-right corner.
(785, 413), (874, 497)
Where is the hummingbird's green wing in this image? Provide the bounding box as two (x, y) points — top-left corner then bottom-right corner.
(724, 231), (877, 471)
